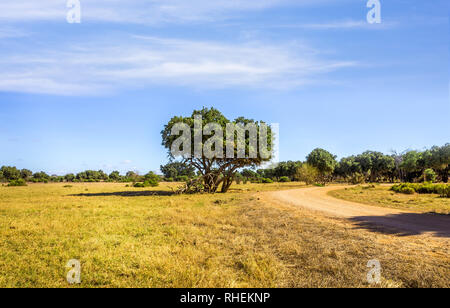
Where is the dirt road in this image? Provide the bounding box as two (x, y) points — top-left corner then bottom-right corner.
(266, 186), (450, 238)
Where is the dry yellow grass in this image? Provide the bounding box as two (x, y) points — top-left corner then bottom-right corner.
(329, 185), (450, 214)
(0, 182), (448, 288)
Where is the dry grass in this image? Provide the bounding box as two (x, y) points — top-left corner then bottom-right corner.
(329, 185), (450, 215)
(0, 182), (448, 288)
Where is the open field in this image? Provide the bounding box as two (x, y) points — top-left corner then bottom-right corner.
(0, 183), (449, 288)
(329, 185), (450, 215)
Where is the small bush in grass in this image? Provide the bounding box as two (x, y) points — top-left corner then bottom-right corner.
(279, 176), (290, 183)
(133, 180), (158, 188)
(401, 187), (415, 194)
(8, 179), (27, 187)
(261, 178), (273, 184)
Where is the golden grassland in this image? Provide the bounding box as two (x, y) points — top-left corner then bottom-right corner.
(329, 185), (450, 215)
(0, 182), (448, 288)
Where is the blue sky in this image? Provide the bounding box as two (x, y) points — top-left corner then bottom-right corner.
(0, 0), (448, 175)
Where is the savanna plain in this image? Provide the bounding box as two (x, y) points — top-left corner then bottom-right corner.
(0, 182), (449, 288)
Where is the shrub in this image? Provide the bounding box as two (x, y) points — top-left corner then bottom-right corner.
(134, 180), (159, 188)
(279, 176), (290, 183)
(8, 179), (27, 187)
(400, 187), (415, 194)
(261, 178), (273, 184)
(391, 183), (450, 198)
(295, 164), (319, 185)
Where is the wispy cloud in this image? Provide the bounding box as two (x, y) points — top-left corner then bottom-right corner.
(0, 0), (323, 24)
(276, 20), (397, 30)
(0, 35), (357, 95)
(0, 26), (29, 38)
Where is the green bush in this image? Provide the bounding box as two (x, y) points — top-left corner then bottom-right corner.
(261, 178), (273, 184)
(400, 187), (415, 194)
(8, 179), (27, 187)
(134, 180), (158, 188)
(391, 183), (450, 197)
(279, 176), (290, 183)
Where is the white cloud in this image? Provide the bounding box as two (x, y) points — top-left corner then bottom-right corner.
(0, 35), (357, 95)
(276, 20), (397, 30)
(0, 26), (29, 38)
(0, 0), (322, 24)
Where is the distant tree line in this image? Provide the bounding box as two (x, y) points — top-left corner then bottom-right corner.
(2, 143), (448, 187)
(0, 166), (161, 184)
(239, 143), (450, 185)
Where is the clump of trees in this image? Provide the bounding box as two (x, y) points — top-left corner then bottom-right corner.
(239, 143), (449, 186)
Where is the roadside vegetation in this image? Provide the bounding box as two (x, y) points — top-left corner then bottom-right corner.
(0, 182), (448, 288)
(391, 183), (450, 198)
(329, 185), (450, 214)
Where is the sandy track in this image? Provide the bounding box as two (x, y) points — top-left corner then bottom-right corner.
(265, 186), (450, 238)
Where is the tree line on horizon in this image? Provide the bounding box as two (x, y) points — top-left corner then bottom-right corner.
(2, 143), (447, 187)
(0, 167), (161, 185)
(249, 144), (449, 185)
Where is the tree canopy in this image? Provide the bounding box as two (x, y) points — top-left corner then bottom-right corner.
(161, 107), (274, 193)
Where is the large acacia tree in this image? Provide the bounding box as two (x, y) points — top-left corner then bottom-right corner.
(161, 108), (274, 193)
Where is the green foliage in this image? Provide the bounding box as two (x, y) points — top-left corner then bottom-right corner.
(391, 183), (450, 198)
(279, 176), (290, 183)
(33, 171), (50, 182)
(20, 169), (32, 180)
(161, 107), (274, 193)
(8, 179), (27, 187)
(143, 171), (160, 187)
(349, 172), (365, 185)
(306, 149), (337, 184)
(160, 161), (195, 180)
(1, 166), (21, 181)
(76, 170), (108, 182)
(295, 164), (319, 185)
(176, 175), (189, 182)
(108, 171), (121, 182)
(261, 178), (273, 184)
(423, 169), (437, 183)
